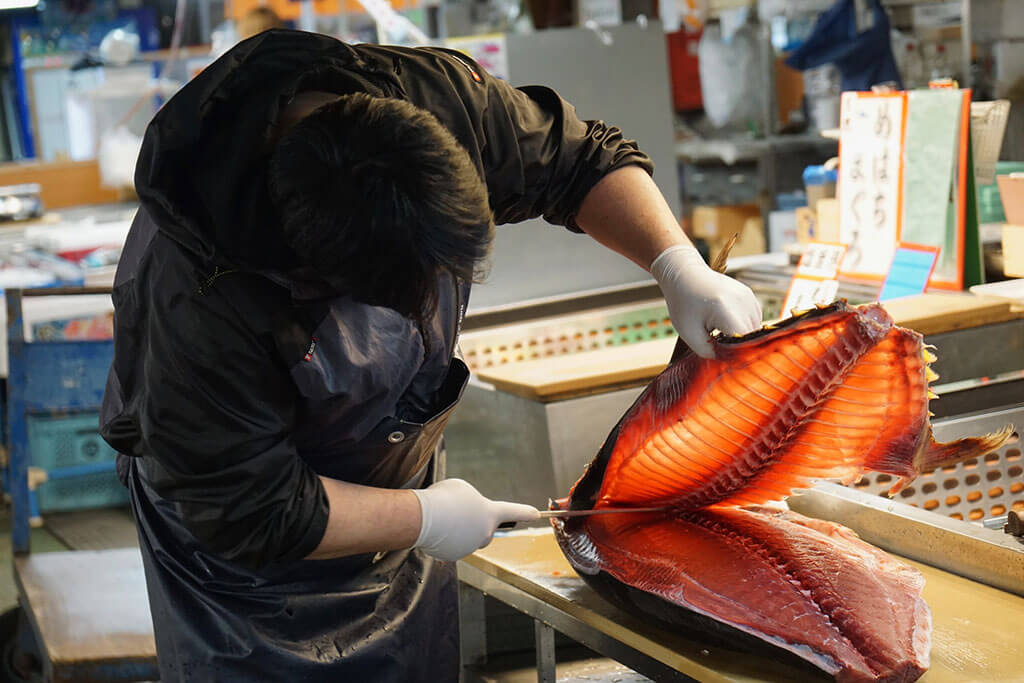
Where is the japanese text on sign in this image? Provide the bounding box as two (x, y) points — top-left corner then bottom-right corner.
(838, 92), (905, 279)
(784, 278), (840, 315)
(782, 241), (847, 317)
(795, 242), (847, 280)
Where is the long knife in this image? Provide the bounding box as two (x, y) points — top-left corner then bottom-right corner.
(499, 506), (672, 529)
(536, 506), (672, 518)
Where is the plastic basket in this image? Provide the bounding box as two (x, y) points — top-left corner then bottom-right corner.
(28, 412), (128, 512)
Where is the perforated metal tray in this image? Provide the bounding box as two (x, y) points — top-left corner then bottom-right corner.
(850, 404), (1023, 523)
(459, 301), (674, 371)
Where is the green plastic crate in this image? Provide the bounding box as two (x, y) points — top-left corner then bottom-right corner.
(978, 184), (1007, 224)
(27, 412), (128, 512)
(996, 161), (1024, 176)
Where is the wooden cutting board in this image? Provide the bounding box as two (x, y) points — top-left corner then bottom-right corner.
(476, 336), (676, 402)
(475, 293), (1024, 403)
(882, 292), (1021, 336)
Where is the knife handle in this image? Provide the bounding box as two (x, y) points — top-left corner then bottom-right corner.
(1008, 511), (1024, 537)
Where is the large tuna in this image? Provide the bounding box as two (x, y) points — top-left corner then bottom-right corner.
(552, 300), (1011, 682)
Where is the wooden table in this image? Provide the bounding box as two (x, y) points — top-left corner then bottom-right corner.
(459, 528), (1024, 682)
(14, 548), (157, 682)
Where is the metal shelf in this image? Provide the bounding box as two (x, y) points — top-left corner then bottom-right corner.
(706, 0), (973, 91)
(707, 0), (959, 15)
(706, 0), (754, 18)
(675, 134), (838, 164)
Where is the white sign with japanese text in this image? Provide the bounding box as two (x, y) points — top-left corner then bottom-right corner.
(783, 278), (840, 316)
(782, 241), (847, 317)
(795, 242), (847, 280)
(837, 92), (905, 279)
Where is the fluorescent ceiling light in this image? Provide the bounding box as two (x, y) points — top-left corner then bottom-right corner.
(0, 0), (39, 9)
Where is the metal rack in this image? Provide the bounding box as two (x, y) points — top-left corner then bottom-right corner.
(706, 0), (974, 89)
(4, 287), (156, 682)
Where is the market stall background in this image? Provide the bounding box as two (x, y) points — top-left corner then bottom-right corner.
(0, 0), (1018, 681)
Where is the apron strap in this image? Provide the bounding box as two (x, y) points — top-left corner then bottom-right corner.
(399, 438), (445, 490)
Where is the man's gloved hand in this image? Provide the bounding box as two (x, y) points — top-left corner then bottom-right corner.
(411, 479), (539, 561)
(651, 244), (762, 359)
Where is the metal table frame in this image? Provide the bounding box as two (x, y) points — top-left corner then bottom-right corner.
(6, 286), (118, 553)
(457, 562), (695, 683)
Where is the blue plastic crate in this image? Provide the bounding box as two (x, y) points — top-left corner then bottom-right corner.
(27, 412), (128, 512)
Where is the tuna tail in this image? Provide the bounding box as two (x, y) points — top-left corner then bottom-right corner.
(913, 424), (1014, 472)
(889, 424), (1015, 495)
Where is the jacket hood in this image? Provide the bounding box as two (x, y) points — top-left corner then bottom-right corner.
(134, 29), (398, 270)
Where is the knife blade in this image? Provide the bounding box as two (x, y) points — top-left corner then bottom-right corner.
(536, 506), (673, 518)
(498, 506), (671, 529)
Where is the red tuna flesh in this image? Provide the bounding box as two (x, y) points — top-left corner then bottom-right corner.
(553, 507), (932, 683)
(554, 301), (1011, 682)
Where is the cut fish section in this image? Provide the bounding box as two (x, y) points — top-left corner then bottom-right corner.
(554, 506), (932, 683)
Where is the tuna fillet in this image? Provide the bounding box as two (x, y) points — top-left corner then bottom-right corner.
(553, 301), (1011, 682)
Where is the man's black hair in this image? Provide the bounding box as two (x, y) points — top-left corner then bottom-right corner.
(268, 93), (494, 331)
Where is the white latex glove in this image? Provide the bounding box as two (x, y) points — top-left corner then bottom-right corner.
(411, 479), (540, 561)
(651, 244), (762, 359)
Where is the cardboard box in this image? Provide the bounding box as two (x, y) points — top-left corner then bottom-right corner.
(795, 206), (817, 244)
(691, 204), (764, 262)
(692, 204), (760, 241)
(816, 198), (841, 243)
(1004, 224), (1024, 278)
(996, 174), (1024, 224)
(806, 182), (836, 210)
(776, 56), (804, 128)
(0, 160), (122, 210)
(737, 217), (767, 257)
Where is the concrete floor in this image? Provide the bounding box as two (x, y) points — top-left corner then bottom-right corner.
(0, 509), (68, 613)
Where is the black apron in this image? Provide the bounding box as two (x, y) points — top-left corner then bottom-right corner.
(127, 357), (470, 682)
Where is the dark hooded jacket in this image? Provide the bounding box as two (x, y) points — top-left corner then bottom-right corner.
(100, 29), (653, 570)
